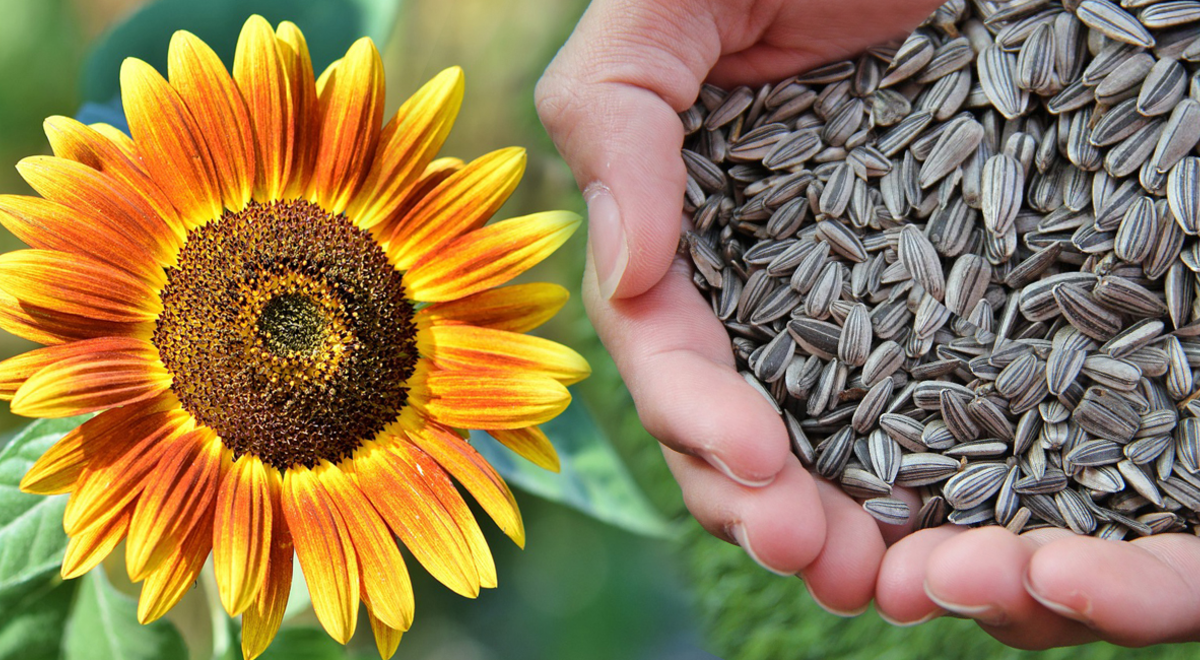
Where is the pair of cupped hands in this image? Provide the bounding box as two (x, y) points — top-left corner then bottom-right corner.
(535, 0), (1200, 649)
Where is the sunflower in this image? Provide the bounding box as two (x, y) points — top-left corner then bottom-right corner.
(0, 15), (588, 659)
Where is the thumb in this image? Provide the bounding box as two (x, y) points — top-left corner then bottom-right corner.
(536, 0), (718, 299)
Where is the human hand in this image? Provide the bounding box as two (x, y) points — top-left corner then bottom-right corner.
(535, 0), (944, 616)
(539, 0), (1200, 650)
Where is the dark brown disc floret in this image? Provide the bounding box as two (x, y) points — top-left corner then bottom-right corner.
(154, 199), (417, 470)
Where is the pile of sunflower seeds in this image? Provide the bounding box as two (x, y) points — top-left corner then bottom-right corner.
(683, 0), (1200, 539)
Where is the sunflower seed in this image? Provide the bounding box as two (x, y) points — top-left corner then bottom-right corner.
(944, 463), (1010, 509)
(1077, 0), (1155, 47)
(863, 497), (912, 525)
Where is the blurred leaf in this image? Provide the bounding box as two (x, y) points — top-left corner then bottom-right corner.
(258, 627), (346, 660)
(0, 417), (84, 605)
(470, 396), (673, 538)
(63, 568), (187, 660)
(82, 0), (405, 103)
(0, 579), (76, 660)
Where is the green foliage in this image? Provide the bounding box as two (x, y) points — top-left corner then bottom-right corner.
(0, 580), (75, 660)
(259, 627), (347, 660)
(81, 0), (405, 103)
(0, 417), (81, 605)
(63, 569), (188, 660)
(470, 395), (673, 538)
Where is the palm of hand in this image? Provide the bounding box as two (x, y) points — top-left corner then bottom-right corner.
(541, 0), (1200, 649)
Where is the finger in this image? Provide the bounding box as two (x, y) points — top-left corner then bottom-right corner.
(706, 0), (947, 87)
(799, 480), (887, 616)
(664, 446), (825, 575)
(536, 0), (719, 299)
(583, 245), (791, 486)
(1026, 533), (1200, 645)
(874, 525), (964, 626)
(925, 527), (1096, 649)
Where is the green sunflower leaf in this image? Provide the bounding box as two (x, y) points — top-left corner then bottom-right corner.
(257, 627), (347, 660)
(82, 0), (405, 103)
(0, 579), (76, 660)
(63, 568), (187, 660)
(470, 396), (673, 538)
(0, 417), (85, 606)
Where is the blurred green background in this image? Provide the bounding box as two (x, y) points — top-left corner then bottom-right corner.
(4, 0), (1200, 659)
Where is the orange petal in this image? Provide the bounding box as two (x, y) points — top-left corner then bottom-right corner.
(16, 155), (182, 274)
(487, 426), (561, 472)
(233, 16), (293, 200)
(0, 290), (148, 346)
(0, 250), (162, 324)
(308, 38), (384, 214)
(355, 442), (480, 597)
(366, 606), (404, 660)
(19, 423), (86, 495)
(62, 406), (190, 536)
(373, 157), (462, 243)
(0, 336), (156, 400)
(61, 506), (131, 579)
(395, 436), (497, 588)
(421, 370), (570, 430)
(125, 429), (220, 581)
(169, 31), (255, 211)
(403, 422), (523, 546)
(404, 212), (581, 302)
(426, 324), (591, 385)
(137, 513), (213, 624)
(419, 282), (568, 333)
(275, 21), (318, 198)
(347, 67), (464, 231)
(281, 465), (359, 644)
(386, 147), (524, 269)
(0, 193), (166, 285)
(241, 469), (292, 660)
(213, 453), (273, 616)
(121, 57), (223, 228)
(42, 116), (186, 241)
(19, 403), (155, 495)
(11, 337), (170, 418)
(322, 462), (414, 631)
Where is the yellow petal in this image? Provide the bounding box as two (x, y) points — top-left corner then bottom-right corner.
(386, 147), (524, 269)
(427, 324), (591, 385)
(0, 250), (161, 325)
(120, 57), (223, 227)
(348, 66), (465, 231)
(421, 370), (570, 430)
(488, 426), (561, 472)
(168, 30), (256, 211)
(213, 453), (273, 616)
(308, 38), (384, 214)
(404, 211), (580, 302)
(241, 469), (292, 660)
(233, 16), (294, 200)
(11, 338), (170, 418)
(403, 422), (524, 546)
(275, 21), (319, 198)
(281, 465), (359, 644)
(419, 282), (568, 333)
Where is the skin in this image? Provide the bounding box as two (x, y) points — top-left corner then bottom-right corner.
(536, 0), (1200, 649)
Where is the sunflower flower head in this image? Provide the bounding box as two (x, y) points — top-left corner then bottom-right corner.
(0, 15), (588, 659)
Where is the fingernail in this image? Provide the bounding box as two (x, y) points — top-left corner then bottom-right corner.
(584, 183), (628, 300)
(923, 582), (1007, 626)
(1023, 571), (1090, 623)
(730, 523), (793, 577)
(800, 575), (869, 617)
(699, 450), (775, 488)
(877, 607), (947, 627)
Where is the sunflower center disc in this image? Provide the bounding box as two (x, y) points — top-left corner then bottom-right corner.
(154, 199), (418, 470)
